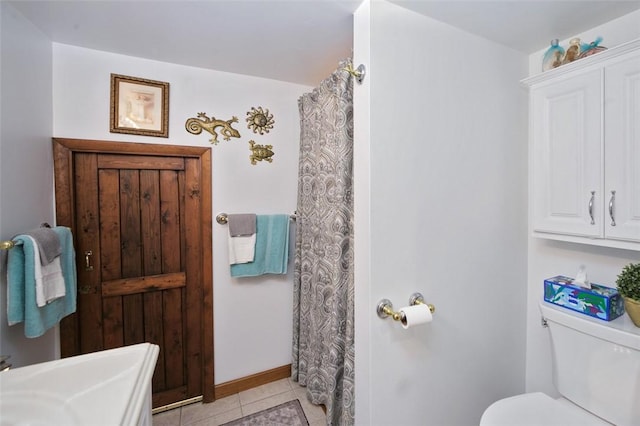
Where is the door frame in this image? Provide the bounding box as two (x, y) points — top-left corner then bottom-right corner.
(53, 137), (214, 403)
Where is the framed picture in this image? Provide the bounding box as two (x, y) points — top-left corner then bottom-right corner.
(110, 74), (169, 137)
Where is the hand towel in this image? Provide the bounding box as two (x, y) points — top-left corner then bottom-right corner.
(228, 214), (257, 237)
(27, 236), (66, 307)
(23, 227), (62, 265)
(230, 214), (290, 277)
(228, 230), (257, 264)
(7, 226), (77, 338)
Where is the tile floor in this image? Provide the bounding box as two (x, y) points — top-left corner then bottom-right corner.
(152, 378), (327, 426)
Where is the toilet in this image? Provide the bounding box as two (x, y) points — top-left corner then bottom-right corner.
(480, 301), (640, 426)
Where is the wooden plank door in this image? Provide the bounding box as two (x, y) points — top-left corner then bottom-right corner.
(53, 138), (213, 408)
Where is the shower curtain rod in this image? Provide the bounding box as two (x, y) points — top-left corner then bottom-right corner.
(343, 63), (366, 84)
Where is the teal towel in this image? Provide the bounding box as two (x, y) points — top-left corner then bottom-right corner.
(7, 226), (77, 338)
(230, 215), (290, 277)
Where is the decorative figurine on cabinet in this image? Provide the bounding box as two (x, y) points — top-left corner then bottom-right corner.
(542, 39), (565, 71)
(578, 36), (607, 59)
(562, 38), (583, 64)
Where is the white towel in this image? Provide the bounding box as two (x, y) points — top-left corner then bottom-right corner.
(227, 229), (256, 265)
(28, 236), (66, 307)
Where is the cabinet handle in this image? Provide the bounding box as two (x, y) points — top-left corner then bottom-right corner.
(589, 191), (595, 225)
(609, 190), (616, 227)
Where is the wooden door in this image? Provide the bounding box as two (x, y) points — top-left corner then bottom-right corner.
(53, 138), (214, 408)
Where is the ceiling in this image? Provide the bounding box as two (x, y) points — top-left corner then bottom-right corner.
(8, 0), (640, 86)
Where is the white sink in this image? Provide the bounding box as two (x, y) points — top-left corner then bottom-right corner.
(0, 343), (159, 426)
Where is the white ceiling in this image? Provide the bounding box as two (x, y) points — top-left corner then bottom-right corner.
(8, 0), (640, 86)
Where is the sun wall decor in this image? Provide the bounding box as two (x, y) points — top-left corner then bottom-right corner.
(246, 106), (275, 135)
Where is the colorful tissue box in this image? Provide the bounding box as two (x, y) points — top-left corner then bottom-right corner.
(544, 275), (625, 321)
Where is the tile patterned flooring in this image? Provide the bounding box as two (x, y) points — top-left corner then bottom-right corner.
(152, 378), (327, 426)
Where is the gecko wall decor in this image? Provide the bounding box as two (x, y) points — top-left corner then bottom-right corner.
(185, 112), (241, 144)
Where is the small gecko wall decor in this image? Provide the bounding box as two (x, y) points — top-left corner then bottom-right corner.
(249, 140), (274, 165)
(185, 112), (241, 144)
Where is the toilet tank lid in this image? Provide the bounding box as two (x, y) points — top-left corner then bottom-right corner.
(540, 302), (640, 350)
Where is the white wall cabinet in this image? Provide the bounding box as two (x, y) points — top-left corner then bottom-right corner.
(604, 54), (640, 243)
(523, 39), (640, 251)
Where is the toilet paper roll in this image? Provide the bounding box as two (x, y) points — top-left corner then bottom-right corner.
(399, 304), (433, 329)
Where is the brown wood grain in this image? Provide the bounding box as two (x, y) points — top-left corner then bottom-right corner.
(54, 138), (213, 408)
(153, 386), (188, 409)
(119, 169), (144, 346)
(200, 149), (214, 403)
(139, 170), (166, 391)
(53, 140), (79, 357)
(160, 170), (186, 390)
(99, 168), (124, 349)
(184, 158), (203, 398)
(74, 153), (104, 353)
(102, 272), (186, 296)
(214, 365), (292, 400)
(98, 154), (185, 170)
(140, 170), (162, 275)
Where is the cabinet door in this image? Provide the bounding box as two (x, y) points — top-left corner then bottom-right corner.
(605, 54), (640, 242)
(531, 69), (603, 237)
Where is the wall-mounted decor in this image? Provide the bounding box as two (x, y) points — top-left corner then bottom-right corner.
(249, 140), (274, 165)
(246, 106), (275, 135)
(110, 74), (169, 137)
(185, 113), (241, 144)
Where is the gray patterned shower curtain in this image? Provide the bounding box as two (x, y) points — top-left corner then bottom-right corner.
(292, 59), (355, 426)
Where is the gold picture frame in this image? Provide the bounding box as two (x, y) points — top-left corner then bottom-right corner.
(110, 74), (169, 137)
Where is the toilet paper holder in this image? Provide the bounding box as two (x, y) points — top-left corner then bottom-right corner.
(376, 292), (435, 321)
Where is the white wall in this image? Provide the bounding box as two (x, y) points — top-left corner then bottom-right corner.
(51, 43), (311, 384)
(354, 1), (529, 424)
(0, 2), (57, 367)
(525, 11), (640, 396)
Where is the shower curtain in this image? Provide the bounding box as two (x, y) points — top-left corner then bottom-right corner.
(292, 59), (355, 426)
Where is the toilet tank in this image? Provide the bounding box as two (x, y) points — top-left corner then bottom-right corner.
(540, 302), (640, 426)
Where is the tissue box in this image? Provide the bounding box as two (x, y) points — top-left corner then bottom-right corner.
(543, 275), (625, 321)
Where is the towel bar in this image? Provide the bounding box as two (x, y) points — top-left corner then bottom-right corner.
(216, 212), (296, 225)
(1, 223), (52, 250)
(0, 240), (17, 250)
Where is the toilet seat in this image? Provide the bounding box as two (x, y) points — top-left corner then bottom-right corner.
(479, 392), (611, 426)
